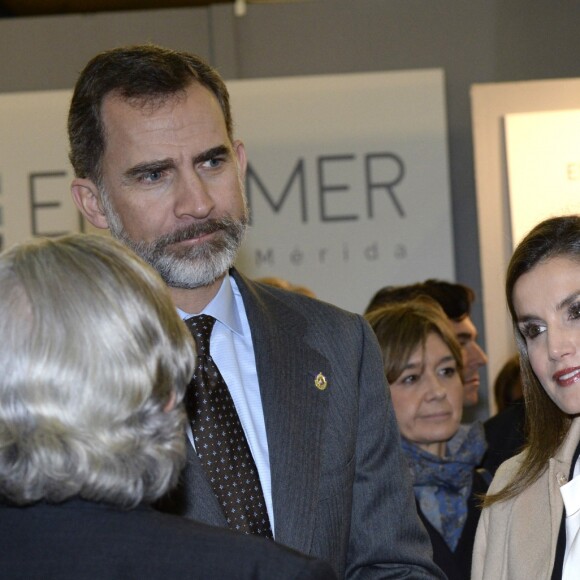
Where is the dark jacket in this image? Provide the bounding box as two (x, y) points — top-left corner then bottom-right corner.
(482, 401), (526, 476)
(417, 469), (490, 580)
(0, 499), (336, 580)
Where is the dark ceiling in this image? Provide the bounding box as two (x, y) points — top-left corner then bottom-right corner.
(0, 0), (229, 18)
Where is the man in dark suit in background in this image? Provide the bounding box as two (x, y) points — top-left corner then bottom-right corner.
(68, 44), (443, 579)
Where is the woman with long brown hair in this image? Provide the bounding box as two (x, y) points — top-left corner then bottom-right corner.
(473, 215), (580, 580)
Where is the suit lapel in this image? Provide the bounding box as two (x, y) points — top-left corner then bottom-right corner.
(232, 270), (329, 554)
(156, 442), (227, 526)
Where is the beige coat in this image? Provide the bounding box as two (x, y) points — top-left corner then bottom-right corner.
(472, 417), (580, 580)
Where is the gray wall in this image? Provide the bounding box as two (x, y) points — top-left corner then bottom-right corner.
(2, 0), (580, 419)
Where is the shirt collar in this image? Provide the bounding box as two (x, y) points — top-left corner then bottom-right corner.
(177, 273), (244, 337)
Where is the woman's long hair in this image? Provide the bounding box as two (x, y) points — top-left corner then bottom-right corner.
(484, 215), (580, 506)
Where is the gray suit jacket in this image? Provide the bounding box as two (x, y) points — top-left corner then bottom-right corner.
(158, 269), (443, 579)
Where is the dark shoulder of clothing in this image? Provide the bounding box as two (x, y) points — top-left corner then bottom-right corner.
(418, 468), (490, 580)
(0, 499), (336, 580)
(482, 402), (526, 476)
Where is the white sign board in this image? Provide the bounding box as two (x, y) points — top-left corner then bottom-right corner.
(0, 69), (453, 313)
(505, 109), (580, 249)
(471, 77), (580, 414)
(229, 70), (454, 312)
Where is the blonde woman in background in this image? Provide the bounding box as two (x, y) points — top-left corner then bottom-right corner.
(366, 297), (489, 580)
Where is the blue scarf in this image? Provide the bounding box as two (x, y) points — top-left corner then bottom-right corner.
(401, 422), (487, 552)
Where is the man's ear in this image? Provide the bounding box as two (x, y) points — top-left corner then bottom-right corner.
(163, 391), (177, 413)
(71, 178), (109, 230)
(233, 139), (247, 179)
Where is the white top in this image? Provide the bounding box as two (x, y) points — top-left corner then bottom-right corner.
(560, 455), (580, 580)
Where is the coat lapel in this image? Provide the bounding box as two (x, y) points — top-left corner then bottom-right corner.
(232, 270), (329, 554)
(548, 418), (580, 574)
(155, 442), (227, 526)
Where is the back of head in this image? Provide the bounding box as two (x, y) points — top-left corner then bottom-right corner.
(256, 276), (293, 291)
(366, 279), (474, 322)
(68, 44), (232, 184)
(0, 234), (195, 507)
(256, 276), (317, 298)
(365, 296), (463, 384)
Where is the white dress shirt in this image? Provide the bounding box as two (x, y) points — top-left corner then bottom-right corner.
(561, 455), (580, 580)
(178, 274), (274, 532)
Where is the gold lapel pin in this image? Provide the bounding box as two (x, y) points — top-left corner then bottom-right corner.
(314, 372), (327, 391)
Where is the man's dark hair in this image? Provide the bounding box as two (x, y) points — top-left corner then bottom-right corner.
(68, 44), (233, 185)
(365, 279), (475, 321)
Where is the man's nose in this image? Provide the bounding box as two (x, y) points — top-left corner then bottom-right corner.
(174, 171), (215, 219)
(467, 342), (488, 368)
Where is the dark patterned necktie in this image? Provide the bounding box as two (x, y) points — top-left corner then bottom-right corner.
(184, 314), (273, 538)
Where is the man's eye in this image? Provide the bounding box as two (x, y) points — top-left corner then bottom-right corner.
(141, 170), (163, 183)
(204, 157), (223, 169)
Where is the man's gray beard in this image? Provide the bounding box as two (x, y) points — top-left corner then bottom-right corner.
(101, 195), (248, 289)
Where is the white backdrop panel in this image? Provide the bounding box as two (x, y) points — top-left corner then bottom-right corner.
(0, 69), (453, 314)
(505, 109), (580, 248)
(229, 69), (454, 313)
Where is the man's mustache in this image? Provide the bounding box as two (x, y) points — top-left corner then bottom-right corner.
(153, 219), (231, 250)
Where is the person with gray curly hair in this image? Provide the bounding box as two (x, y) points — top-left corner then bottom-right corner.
(0, 233), (336, 580)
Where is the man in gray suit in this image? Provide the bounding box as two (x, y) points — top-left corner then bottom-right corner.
(68, 44), (443, 579)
